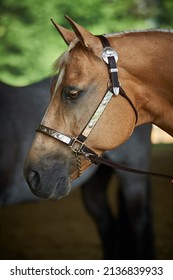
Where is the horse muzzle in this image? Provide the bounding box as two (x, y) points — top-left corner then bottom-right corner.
(23, 156), (71, 200)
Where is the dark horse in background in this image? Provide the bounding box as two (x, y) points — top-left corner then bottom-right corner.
(0, 79), (153, 259)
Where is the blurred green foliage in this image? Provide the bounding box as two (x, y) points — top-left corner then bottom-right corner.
(0, 0), (173, 85)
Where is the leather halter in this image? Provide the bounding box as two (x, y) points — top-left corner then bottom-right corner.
(36, 36), (137, 166)
(36, 36), (173, 182)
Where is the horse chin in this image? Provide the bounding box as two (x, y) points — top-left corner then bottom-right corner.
(30, 176), (71, 200)
(48, 177), (71, 200)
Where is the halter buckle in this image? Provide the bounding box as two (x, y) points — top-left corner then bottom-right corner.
(102, 47), (118, 64)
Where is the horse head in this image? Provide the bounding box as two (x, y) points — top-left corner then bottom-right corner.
(24, 16), (137, 200)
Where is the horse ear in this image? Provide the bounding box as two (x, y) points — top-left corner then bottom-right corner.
(65, 15), (98, 49)
(51, 18), (76, 46)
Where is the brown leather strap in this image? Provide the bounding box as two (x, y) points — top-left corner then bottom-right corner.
(119, 87), (138, 123)
(97, 34), (111, 48)
(88, 154), (173, 182)
(98, 35), (138, 123)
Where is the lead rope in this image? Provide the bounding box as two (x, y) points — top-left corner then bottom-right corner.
(87, 154), (173, 182)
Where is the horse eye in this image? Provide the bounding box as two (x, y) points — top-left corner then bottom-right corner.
(63, 87), (80, 100)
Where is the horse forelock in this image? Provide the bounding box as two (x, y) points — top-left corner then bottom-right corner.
(52, 51), (68, 74)
(69, 38), (80, 50)
(51, 52), (68, 94)
(52, 38), (80, 73)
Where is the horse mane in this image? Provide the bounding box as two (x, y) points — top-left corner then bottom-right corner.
(106, 28), (173, 38)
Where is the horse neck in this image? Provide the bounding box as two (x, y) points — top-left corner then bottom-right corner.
(108, 31), (173, 136)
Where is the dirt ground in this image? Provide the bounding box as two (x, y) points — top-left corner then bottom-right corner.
(0, 144), (173, 260)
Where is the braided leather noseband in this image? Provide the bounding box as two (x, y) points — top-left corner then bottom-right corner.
(36, 36), (173, 182)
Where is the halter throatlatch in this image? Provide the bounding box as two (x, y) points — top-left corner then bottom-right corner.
(36, 36), (173, 182)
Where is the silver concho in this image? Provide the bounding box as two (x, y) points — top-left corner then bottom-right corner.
(102, 47), (118, 64)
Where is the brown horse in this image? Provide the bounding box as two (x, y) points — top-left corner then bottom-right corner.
(24, 16), (173, 200)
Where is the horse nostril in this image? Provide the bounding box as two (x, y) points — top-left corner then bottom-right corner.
(27, 170), (41, 190)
